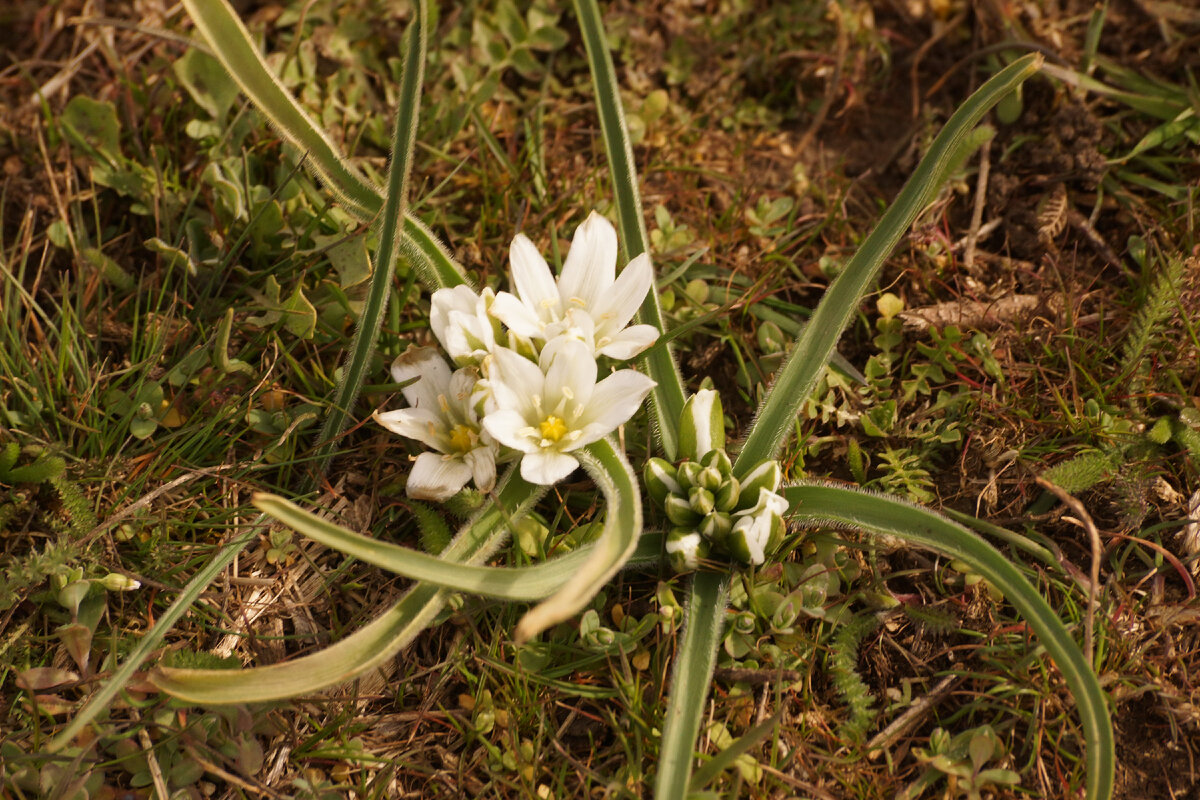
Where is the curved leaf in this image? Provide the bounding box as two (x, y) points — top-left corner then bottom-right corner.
(255, 492), (614, 601)
(152, 469), (544, 704)
(514, 437), (643, 642)
(181, 0), (466, 288)
(783, 481), (1113, 800)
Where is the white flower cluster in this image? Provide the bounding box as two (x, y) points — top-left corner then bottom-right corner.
(375, 212), (658, 499)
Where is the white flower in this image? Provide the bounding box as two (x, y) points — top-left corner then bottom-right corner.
(482, 338), (655, 485)
(430, 285), (499, 367)
(489, 211), (660, 360)
(374, 347), (498, 501)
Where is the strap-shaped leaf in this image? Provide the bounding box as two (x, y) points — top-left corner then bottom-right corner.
(733, 55), (1042, 476)
(783, 481), (1114, 800)
(573, 0), (686, 460)
(181, 0), (466, 289)
(255, 492), (613, 601)
(656, 571), (729, 799)
(313, 0), (428, 473)
(514, 437), (642, 642)
(151, 469), (545, 704)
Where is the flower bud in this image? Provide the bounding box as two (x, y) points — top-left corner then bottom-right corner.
(715, 477), (740, 511)
(677, 461), (702, 488)
(700, 448), (732, 475)
(99, 573), (141, 592)
(678, 389), (725, 462)
(665, 495), (702, 526)
(697, 466), (722, 491)
(738, 459), (782, 500)
(643, 458), (683, 508)
(666, 529), (708, 572)
(688, 486), (715, 516)
(726, 509), (786, 566)
(699, 511), (732, 541)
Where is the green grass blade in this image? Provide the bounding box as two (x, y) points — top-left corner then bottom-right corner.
(181, 0), (467, 287)
(783, 481), (1114, 800)
(573, 0), (686, 460)
(656, 570), (729, 799)
(152, 470), (545, 704)
(313, 1), (427, 475)
(733, 54), (1042, 476)
(47, 524), (260, 750)
(254, 492), (611, 601)
(514, 437), (642, 642)
(689, 710), (782, 791)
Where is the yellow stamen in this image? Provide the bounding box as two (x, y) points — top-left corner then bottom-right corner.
(448, 424), (476, 452)
(538, 415), (568, 442)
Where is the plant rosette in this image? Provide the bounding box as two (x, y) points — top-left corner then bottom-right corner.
(646, 389), (788, 571)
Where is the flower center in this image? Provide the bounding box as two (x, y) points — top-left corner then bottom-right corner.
(538, 415), (568, 442)
(448, 424), (476, 452)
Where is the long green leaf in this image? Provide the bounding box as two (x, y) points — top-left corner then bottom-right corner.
(573, 0), (686, 460)
(313, 2), (427, 474)
(783, 482), (1114, 800)
(151, 469), (544, 704)
(255, 492), (617, 601)
(514, 438), (642, 642)
(656, 571), (729, 799)
(733, 55), (1042, 476)
(181, 0), (466, 288)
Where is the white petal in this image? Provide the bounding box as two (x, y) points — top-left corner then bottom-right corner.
(558, 212), (617, 312)
(482, 408), (539, 453)
(509, 234), (560, 321)
(465, 445), (497, 493)
(520, 450), (580, 485)
(541, 338), (597, 413)
(597, 325), (660, 360)
(490, 291), (545, 339)
(573, 370), (655, 445)
(429, 285), (478, 352)
(406, 452), (473, 502)
(487, 346), (545, 420)
(390, 348), (452, 411)
(374, 408), (446, 451)
(592, 252), (653, 336)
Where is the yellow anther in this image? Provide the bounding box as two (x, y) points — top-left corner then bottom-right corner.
(448, 424), (476, 452)
(538, 415), (568, 442)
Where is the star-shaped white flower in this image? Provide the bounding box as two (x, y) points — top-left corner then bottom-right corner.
(482, 338), (655, 485)
(429, 285), (499, 367)
(374, 347), (498, 501)
(489, 211), (660, 360)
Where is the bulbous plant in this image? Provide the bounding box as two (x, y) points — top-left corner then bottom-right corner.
(54, 0), (1113, 797)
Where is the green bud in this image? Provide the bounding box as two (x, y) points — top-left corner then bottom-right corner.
(689, 486), (715, 516)
(731, 610), (756, 635)
(699, 511), (732, 541)
(677, 461), (702, 488)
(738, 459), (781, 500)
(678, 389), (725, 462)
(697, 466), (722, 491)
(665, 495), (702, 526)
(700, 448), (732, 475)
(644, 458), (683, 508)
(726, 510), (785, 566)
(98, 573), (141, 592)
(666, 528), (709, 572)
(715, 477), (740, 511)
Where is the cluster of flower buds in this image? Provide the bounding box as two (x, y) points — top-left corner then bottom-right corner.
(643, 389), (789, 571)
